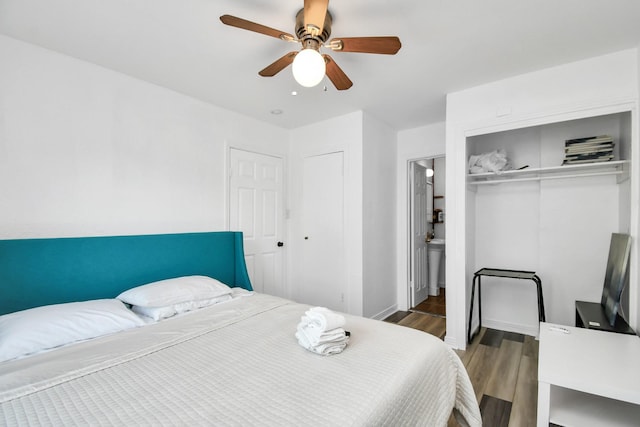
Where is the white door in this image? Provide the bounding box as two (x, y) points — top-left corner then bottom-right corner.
(410, 162), (429, 307)
(229, 148), (285, 297)
(299, 152), (346, 312)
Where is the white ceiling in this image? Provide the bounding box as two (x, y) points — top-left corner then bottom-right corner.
(1, 0), (640, 131)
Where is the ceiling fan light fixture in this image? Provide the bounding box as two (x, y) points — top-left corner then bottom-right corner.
(220, 3), (401, 91)
(292, 48), (326, 88)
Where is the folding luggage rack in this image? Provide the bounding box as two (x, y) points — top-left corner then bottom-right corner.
(468, 268), (545, 343)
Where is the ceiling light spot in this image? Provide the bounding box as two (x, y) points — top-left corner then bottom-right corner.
(270, 109), (283, 115)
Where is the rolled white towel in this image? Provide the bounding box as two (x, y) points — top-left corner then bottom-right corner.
(298, 315), (336, 336)
(295, 307), (349, 355)
(305, 307), (345, 331)
(296, 334), (348, 356)
(296, 323), (347, 346)
(295, 326), (349, 356)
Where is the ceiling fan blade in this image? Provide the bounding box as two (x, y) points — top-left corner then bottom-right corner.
(328, 36), (402, 54)
(220, 15), (295, 41)
(304, 0), (329, 35)
(259, 52), (298, 77)
(323, 54), (353, 91)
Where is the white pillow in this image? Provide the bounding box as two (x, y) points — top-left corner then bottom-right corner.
(131, 294), (233, 321)
(117, 275), (232, 308)
(0, 299), (145, 362)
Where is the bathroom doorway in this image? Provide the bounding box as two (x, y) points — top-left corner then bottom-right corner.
(408, 156), (446, 317)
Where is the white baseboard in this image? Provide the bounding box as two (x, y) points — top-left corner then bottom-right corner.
(444, 334), (459, 349)
(481, 318), (540, 338)
(371, 304), (398, 321)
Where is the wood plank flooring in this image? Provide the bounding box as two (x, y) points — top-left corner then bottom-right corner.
(385, 311), (538, 427)
(413, 289), (447, 317)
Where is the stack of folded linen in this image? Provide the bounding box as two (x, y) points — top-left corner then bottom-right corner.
(295, 307), (350, 356)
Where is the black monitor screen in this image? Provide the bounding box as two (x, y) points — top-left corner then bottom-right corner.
(600, 233), (632, 326)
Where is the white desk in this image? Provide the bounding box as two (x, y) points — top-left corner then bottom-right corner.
(537, 322), (640, 427)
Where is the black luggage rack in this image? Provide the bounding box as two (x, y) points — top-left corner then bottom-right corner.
(468, 268), (545, 343)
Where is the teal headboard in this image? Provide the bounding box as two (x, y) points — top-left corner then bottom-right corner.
(0, 231), (252, 315)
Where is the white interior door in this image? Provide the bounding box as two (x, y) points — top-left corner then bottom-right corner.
(229, 148), (285, 297)
(299, 152), (345, 312)
(411, 162), (429, 307)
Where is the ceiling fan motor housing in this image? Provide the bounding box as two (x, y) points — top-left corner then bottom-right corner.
(295, 9), (332, 46)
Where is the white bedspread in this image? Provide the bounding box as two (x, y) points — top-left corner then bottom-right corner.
(0, 293), (481, 426)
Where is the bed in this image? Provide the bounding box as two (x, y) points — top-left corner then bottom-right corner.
(0, 232), (481, 426)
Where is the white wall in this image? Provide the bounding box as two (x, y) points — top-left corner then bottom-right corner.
(447, 49), (640, 348)
(362, 113), (397, 319)
(0, 34), (288, 239)
(395, 122), (445, 311)
(637, 44), (640, 331)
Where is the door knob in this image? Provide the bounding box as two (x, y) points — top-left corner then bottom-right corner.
(277, 241), (284, 247)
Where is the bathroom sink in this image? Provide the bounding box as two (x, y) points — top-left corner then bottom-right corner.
(427, 238), (445, 296)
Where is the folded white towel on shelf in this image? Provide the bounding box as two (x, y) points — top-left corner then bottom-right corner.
(295, 307), (349, 356)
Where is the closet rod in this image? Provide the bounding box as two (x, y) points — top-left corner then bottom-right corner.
(470, 170), (624, 185)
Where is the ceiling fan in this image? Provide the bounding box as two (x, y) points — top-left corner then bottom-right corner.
(220, 0), (401, 90)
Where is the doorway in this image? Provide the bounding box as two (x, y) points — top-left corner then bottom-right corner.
(297, 151), (346, 312)
(408, 156), (446, 317)
(228, 148), (285, 297)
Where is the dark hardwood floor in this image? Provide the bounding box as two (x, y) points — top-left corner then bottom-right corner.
(412, 288), (447, 317)
(385, 311), (538, 427)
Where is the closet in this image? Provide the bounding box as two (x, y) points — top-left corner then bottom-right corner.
(466, 112), (632, 336)
(445, 49), (639, 349)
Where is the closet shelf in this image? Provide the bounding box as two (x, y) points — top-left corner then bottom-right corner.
(467, 160), (629, 185)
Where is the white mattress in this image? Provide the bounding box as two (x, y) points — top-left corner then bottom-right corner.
(0, 293), (481, 426)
